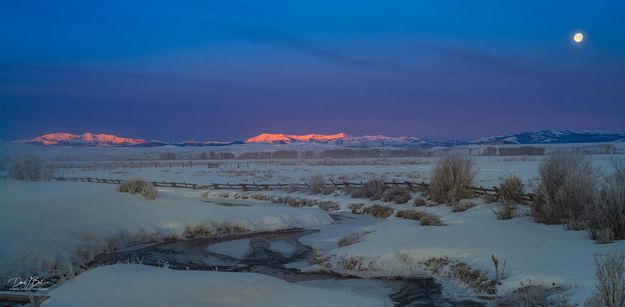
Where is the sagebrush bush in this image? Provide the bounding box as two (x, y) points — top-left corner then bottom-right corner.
(351, 178), (387, 200)
(497, 282), (571, 307)
(532, 153), (597, 229)
(587, 159), (625, 242)
(118, 179), (158, 200)
(494, 203), (515, 220)
(395, 209), (423, 220)
(382, 185), (412, 204)
(499, 174), (525, 206)
(9, 154), (54, 181)
(429, 156), (477, 203)
(585, 253), (625, 307)
(307, 173), (326, 194)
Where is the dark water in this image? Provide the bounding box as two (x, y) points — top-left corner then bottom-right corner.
(89, 228), (483, 307)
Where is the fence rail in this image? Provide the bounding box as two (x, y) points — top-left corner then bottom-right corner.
(51, 176), (535, 202)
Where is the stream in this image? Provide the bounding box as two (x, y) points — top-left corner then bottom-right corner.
(89, 225), (484, 306)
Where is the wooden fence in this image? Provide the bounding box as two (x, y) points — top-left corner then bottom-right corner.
(52, 176), (535, 202)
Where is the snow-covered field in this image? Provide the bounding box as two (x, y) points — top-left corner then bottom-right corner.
(1, 145), (624, 306)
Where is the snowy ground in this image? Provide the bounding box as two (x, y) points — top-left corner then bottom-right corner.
(42, 264), (390, 307)
(2, 149), (624, 305)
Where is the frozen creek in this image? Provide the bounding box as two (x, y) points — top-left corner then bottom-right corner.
(89, 213), (484, 307)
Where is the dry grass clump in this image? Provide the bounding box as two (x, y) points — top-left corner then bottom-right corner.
(337, 230), (370, 247)
(493, 203), (515, 220)
(587, 159), (625, 243)
(362, 204), (394, 218)
(382, 185), (412, 204)
(348, 203), (365, 214)
(429, 155), (477, 203)
(452, 200), (476, 212)
(413, 198), (427, 207)
(118, 179), (158, 200)
(496, 282), (571, 307)
(586, 253), (625, 307)
(499, 174), (525, 205)
(9, 154), (55, 181)
(318, 201), (340, 211)
(420, 212), (445, 226)
(450, 262), (497, 294)
(395, 210), (445, 226)
(395, 209), (423, 220)
(351, 178), (387, 200)
(532, 153), (597, 229)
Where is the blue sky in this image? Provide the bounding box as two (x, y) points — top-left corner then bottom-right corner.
(1, 0), (624, 141)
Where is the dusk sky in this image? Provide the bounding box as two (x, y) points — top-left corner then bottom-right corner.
(1, 0), (624, 142)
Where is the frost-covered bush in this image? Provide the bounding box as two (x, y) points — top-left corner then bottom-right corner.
(497, 282), (571, 307)
(307, 173), (326, 194)
(429, 156), (477, 203)
(118, 179), (158, 200)
(587, 159), (625, 242)
(351, 178), (387, 200)
(532, 153), (597, 229)
(586, 253), (625, 307)
(499, 174), (525, 206)
(9, 154), (54, 181)
(382, 185), (412, 204)
(337, 231), (370, 247)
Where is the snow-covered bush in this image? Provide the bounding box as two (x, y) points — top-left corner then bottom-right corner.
(429, 156), (477, 203)
(337, 231), (370, 247)
(587, 159), (625, 242)
(413, 198), (427, 207)
(306, 173), (326, 194)
(532, 153), (597, 229)
(362, 204), (394, 218)
(419, 212), (444, 226)
(497, 282), (571, 306)
(9, 154), (54, 181)
(351, 178), (387, 200)
(382, 185), (412, 204)
(451, 199), (476, 212)
(118, 179), (158, 200)
(498, 174), (525, 206)
(585, 252), (625, 307)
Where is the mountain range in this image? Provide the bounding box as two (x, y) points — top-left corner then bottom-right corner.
(14, 130), (625, 148)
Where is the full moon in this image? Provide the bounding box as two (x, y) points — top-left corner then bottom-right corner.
(573, 32), (584, 43)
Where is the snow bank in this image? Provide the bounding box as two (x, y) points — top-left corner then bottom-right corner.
(0, 180), (332, 283)
(324, 202), (625, 303)
(42, 264), (390, 307)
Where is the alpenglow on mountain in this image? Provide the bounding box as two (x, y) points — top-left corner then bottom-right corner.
(15, 130), (625, 148)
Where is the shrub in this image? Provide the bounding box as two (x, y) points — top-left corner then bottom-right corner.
(429, 156), (477, 203)
(420, 212), (444, 226)
(587, 159), (625, 242)
(494, 203), (515, 220)
(118, 179), (158, 200)
(307, 173), (326, 194)
(362, 204), (394, 218)
(413, 198), (427, 207)
(318, 201), (340, 211)
(532, 153), (597, 229)
(348, 203), (365, 214)
(286, 184), (299, 193)
(452, 200), (476, 212)
(499, 174), (525, 206)
(351, 178), (387, 200)
(382, 185), (412, 204)
(586, 253), (625, 307)
(395, 209), (423, 220)
(9, 154), (54, 181)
